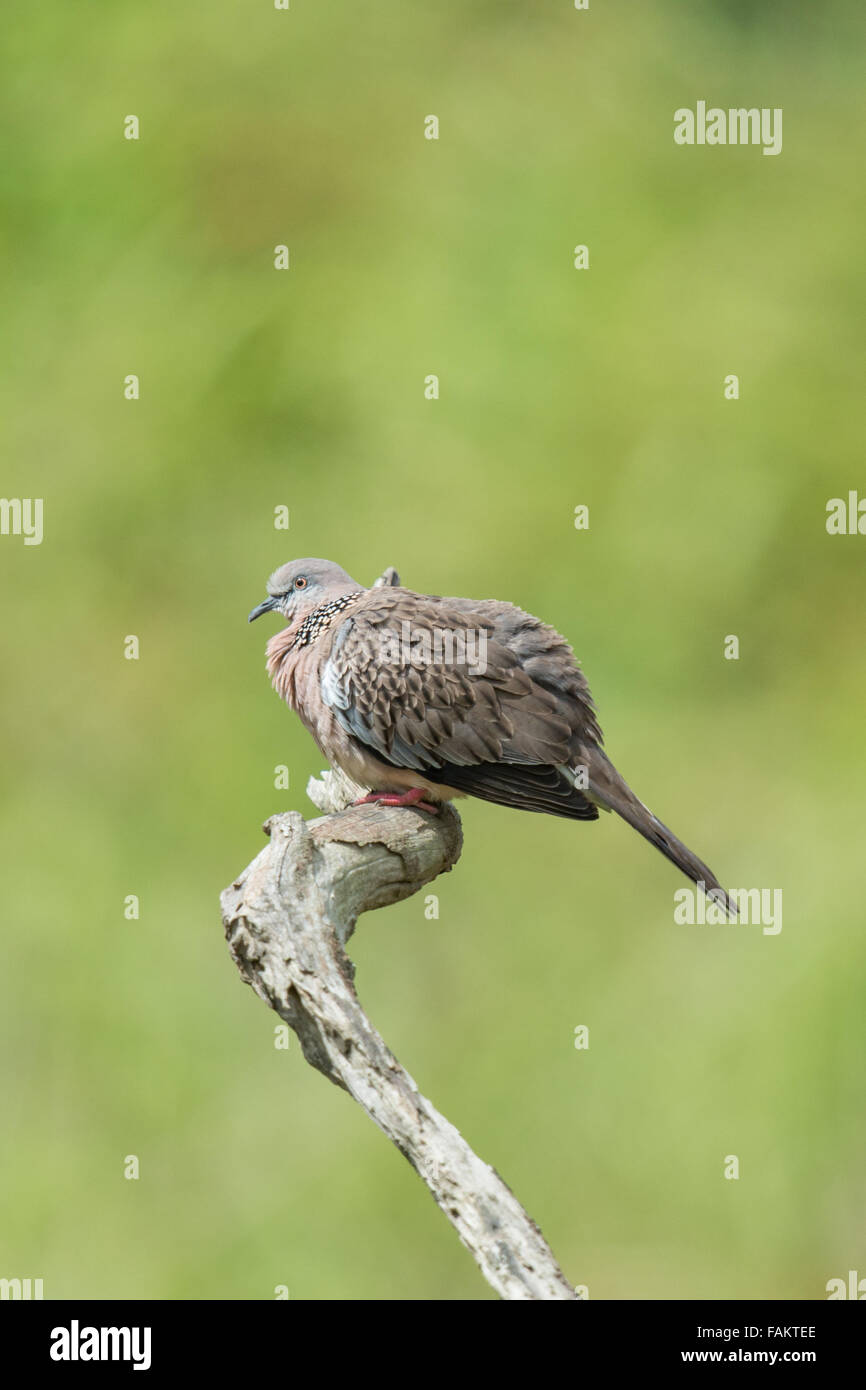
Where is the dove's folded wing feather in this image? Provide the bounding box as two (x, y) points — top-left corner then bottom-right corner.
(321, 589), (601, 820)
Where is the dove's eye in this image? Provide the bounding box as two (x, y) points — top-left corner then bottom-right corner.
(294, 577), (308, 590)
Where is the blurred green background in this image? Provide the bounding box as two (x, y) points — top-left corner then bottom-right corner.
(1, 0), (864, 1300)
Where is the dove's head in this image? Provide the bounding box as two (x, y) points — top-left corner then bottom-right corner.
(248, 558), (363, 626)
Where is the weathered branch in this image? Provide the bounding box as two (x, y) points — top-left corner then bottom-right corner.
(220, 767), (576, 1300)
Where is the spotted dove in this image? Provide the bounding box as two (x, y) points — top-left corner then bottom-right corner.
(249, 558), (732, 907)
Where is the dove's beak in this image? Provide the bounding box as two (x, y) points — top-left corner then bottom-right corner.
(248, 596), (279, 623)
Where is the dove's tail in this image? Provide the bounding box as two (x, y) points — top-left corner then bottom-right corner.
(582, 747), (737, 915)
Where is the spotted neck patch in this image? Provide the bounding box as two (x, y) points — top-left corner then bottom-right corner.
(291, 591), (362, 649)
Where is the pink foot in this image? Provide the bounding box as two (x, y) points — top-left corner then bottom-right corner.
(354, 788), (440, 815)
